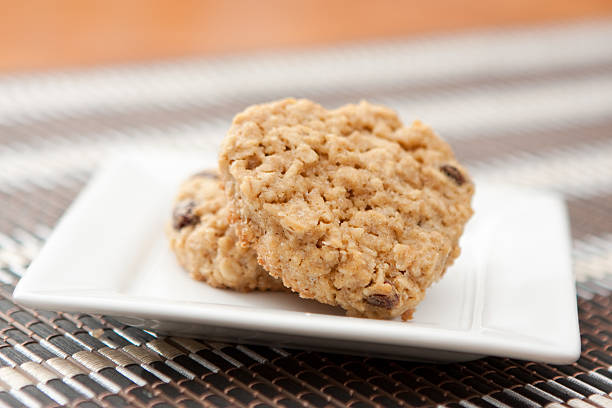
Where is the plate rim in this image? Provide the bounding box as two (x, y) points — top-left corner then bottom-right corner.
(14, 288), (580, 364)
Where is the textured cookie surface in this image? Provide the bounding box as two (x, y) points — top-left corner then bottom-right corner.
(167, 171), (285, 292)
(219, 98), (474, 318)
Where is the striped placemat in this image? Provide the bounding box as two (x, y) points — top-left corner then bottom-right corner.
(0, 19), (610, 407)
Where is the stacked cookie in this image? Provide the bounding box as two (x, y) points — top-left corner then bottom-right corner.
(168, 99), (474, 320)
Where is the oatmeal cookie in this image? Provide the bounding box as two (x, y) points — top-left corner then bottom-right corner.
(167, 171), (285, 292)
(219, 98), (474, 318)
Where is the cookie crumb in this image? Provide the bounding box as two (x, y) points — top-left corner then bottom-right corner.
(401, 309), (415, 321)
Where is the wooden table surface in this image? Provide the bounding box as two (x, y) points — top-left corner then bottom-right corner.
(2, 0), (612, 73)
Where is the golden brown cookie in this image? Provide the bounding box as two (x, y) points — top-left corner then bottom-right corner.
(167, 171), (285, 292)
(219, 98), (474, 318)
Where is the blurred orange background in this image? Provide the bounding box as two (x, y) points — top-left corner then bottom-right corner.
(2, 0), (612, 73)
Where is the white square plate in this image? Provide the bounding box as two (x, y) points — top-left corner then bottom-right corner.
(14, 151), (580, 363)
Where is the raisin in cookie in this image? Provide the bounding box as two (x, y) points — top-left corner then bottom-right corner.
(219, 98), (474, 318)
(167, 171), (285, 292)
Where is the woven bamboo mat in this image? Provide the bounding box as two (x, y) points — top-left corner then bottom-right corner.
(0, 20), (611, 407)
